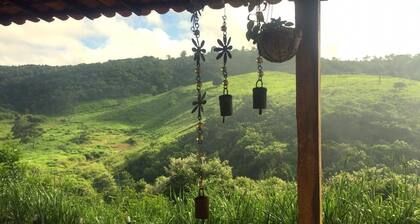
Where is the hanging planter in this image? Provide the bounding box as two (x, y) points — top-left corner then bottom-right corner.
(247, 15), (302, 63)
(257, 19), (302, 63)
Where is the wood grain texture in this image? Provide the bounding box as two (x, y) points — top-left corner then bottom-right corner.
(295, 0), (322, 224)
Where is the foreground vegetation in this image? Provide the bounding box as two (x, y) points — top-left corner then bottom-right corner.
(1, 151), (419, 224)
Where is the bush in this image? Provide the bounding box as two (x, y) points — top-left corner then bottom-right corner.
(149, 154), (232, 195)
(70, 131), (89, 144)
(84, 150), (105, 160)
(124, 137), (136, 145)
(92, 173), (116, 193)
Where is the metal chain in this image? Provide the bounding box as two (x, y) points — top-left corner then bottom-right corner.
(256, 56), (264, 87)
(191, 11), (205, 190)
(221, 15), (229, 95)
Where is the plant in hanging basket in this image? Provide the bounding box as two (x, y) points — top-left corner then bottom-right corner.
(246, 17), (302, 63)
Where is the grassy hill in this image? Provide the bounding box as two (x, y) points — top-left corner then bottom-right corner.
(1, 72), (420, 180)
(1, 72), (420, 223)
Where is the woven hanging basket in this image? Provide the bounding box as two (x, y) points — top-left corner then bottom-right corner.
(257, 26), (302, 63)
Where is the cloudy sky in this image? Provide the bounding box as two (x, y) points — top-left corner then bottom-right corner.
(0, 0), (419, 65)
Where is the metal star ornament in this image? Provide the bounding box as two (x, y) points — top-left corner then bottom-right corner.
(214, 35), (233, 64)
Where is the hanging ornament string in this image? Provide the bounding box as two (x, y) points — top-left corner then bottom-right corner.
(191, 10), (209, 222)
(256, 56), (264, 89)
(191, 10), (206, 192)
(214, 8), (233, 123)
(251, 5), (268, 115)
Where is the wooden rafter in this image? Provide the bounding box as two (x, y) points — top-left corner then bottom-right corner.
(8, 0), (54, 22)
(59, 0), (100, 20)
(0, 0), (282, 26)
(119, 0), (142, 16)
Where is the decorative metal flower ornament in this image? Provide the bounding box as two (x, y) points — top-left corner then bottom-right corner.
(192, 38), (206, 64)
(192, 91), (207, 116)
(214, 35), (233, 64)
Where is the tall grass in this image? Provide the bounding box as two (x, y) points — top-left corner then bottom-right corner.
(0, 168), (418, 224)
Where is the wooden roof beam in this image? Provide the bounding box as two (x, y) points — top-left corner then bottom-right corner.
(8, 0), (55, 22)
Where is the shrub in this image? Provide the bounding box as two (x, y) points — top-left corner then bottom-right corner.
(92, 173), (116, 193)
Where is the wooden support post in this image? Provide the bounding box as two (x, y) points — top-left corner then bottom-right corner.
(295, 0), (322, 224)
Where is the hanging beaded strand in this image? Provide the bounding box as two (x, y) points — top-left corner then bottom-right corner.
(252, 6), (267, 115)
(257, 56), (264, 88)
(214, 8), (233, 123)
(221, 15), (229, 97)
(253, 55), (268, 115)
(190, 10), (209, 221)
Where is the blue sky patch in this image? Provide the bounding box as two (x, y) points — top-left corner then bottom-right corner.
(124, 16), (154, 30)
(80, 36), (108, 49)
(123, 12), (191, 40)
(160, 12), (190, 40)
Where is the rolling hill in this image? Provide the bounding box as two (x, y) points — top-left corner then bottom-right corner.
(1, 72), (420, 223)
(1, 72), (420, 183)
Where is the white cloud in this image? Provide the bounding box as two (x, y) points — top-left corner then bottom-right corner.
(0, 0), (419, 65)
(145, 11), (163, 27)
(0, 15), (190, 65)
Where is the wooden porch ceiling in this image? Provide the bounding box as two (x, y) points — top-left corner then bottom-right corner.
(0, 0), (282, 26)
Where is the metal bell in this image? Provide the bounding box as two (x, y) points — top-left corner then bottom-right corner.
(253, 87), (267, 115)
(219, 94), (232, 122)
(195, 189), (209, 220)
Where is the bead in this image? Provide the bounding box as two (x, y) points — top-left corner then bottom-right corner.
(221, 25), (227, 32)
(194, 30), (200, 36)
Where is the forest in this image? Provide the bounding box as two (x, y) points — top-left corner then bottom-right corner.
(1, 50), (420, 114)
(0, 51), (419, 223)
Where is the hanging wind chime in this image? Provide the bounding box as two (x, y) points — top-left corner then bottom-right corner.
(190, 10), (209, 221)
(250, 5), (267, 115)
(246, 2), (302, 115)
(214, 9), (233, 123)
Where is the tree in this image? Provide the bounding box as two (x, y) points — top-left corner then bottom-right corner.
(11, 115), (44, 149)
(180, 50), (187, 58)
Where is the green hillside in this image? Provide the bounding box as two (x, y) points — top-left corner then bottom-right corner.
(1, 72), (419, 223)
(1, 72), (419, 179)
(1, 52), (420, 115)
